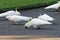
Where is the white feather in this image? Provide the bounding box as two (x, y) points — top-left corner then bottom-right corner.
(45, 2), (60, 9)
(38, 14), (55, 21)
(0, 10), (21, 17)
(25, 18), (52, 28)
(6, 15), (32, 22)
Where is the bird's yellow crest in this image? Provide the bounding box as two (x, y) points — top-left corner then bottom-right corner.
(15, 8), (18, 12)
(27, 20), (31, 24)
(58, 4), (60, 6)
(25, 20), (31, 26)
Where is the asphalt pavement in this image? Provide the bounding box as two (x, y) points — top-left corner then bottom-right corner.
(0, 8), (60, 37)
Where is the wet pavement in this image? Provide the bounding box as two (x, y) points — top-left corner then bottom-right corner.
(0, 8), (60, 37)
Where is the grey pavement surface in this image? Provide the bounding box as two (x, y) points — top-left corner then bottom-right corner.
(0, 8), (60, 37)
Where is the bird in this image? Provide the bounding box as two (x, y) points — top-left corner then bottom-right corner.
(0, 8), (21, 17)
(25, 18), (52, 29)
(44, 1), (60, 9)
(6, 15), (32, 24)
(38, 14), (55, 21)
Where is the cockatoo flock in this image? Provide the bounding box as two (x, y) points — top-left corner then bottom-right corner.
(0, 1), (59, 29)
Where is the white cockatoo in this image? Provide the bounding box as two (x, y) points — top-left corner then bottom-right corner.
(25, 18), (52, 29)
(38, 14), (55, 21)
(0, 8), (21, 17)
(6, 15), (32, 24)
(45, 1), (60, 9)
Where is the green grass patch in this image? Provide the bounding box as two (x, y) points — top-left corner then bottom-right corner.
(0, 0), (60, 11)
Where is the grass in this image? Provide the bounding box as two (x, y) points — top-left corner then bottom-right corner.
(0, 0), (60, 11)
